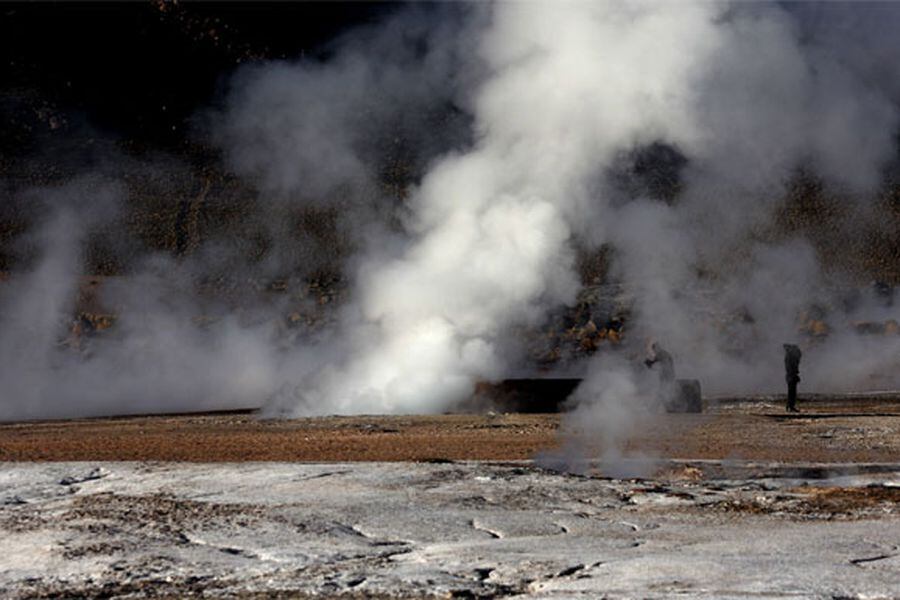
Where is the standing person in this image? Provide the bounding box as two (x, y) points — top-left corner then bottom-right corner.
(645, 342), (675, 384)
(783, 343), (802, 412)
(645, 341), (676, 407)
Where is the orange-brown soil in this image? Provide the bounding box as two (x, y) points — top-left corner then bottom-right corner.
(2, 397), (899, 463)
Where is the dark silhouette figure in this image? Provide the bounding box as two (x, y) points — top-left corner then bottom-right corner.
(645, 342), (676, 408)
(783, 343), (802, 412)
(645, 342), (675, 384)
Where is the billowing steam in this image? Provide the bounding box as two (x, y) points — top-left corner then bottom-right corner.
(255, 1), (900, 415)
(2, 2), (900, 422)
(0, 178), (277, 421)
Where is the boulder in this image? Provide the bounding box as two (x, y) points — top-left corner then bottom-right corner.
(665, 379), (702, 413)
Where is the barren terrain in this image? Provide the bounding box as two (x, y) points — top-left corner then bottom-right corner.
(3, 397), (900, 598)
(3, 458), (900, 598)
(2, 395), (900, 463)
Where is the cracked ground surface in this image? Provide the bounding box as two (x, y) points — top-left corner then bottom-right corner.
(2, 460), (900, 598)
(2, 397), (900, 598)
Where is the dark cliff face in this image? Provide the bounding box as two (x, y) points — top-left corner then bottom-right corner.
(0, 1), (395, 153)
(0, 2), (405, 273)
(1, 2), (899, 284)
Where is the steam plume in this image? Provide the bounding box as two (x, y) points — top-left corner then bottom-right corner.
(2, 2), (900, 422)
(252, 1), (900, 415)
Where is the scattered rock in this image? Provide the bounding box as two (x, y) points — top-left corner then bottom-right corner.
(59, 467), (110, 486)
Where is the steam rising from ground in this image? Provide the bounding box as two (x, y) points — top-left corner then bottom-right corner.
(0, 179), (278, 420)
(3, 2), (900, 422)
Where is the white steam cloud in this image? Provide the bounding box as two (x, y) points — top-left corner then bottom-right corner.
(0, 179), (278, 421)
(2, 2), (900, 422)
(259, 1), (900, 415)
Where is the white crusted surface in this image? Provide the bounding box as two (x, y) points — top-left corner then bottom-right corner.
(2, 461), (899, 598)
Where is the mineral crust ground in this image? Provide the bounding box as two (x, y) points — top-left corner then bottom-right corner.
(2, 396), (900, 598)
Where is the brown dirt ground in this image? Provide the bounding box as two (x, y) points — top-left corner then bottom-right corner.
(1, 397), (900, 463)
